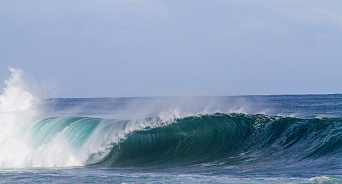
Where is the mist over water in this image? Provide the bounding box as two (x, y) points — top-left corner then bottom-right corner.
(0, 68), (244, 168)
(2, 68), (342, 183)
(0, 68), (43, 167)
(0, 69), (85, 167)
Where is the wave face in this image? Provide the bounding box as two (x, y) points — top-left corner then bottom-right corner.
(25, 112), (342, 172)
(26, 111), (342, 169)
(96, 113), (252, 167)
(88, 113), (342, 169)
(31, 117), (101, 151)
(1, 68), (342, 176)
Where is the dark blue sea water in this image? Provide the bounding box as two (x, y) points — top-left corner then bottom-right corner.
(1, 70), (342, 183)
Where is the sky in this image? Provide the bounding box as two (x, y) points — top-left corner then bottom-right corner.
(1, 0), (342, 98)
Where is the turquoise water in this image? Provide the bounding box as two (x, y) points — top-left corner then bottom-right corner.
(2, 95), (342, 183)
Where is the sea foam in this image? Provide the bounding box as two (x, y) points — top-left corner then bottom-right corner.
(0, 68), (81, 167)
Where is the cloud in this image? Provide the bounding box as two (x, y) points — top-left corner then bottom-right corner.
(1, 0), (342, 97)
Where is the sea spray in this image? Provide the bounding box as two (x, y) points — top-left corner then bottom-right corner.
(1, 93), (342, 183)
(0, 69), (232, 167)
(0, 78), (273, 168)
(0, 68), (42, 167)
(4, 68), (342, 172)
(0, 68), (81, 167)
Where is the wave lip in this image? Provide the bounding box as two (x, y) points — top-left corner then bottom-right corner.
(85, 113), (342, 170)
(6, 109), (342, 169)
(2, 67), (341, 172)
(94, 113), (252, 167)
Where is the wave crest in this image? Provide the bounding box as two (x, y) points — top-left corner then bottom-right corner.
(87, 113), (342, 168)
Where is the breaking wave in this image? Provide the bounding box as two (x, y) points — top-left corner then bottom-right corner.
(1, 68), (342, 172)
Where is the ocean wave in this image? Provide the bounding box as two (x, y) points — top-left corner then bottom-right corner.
(1, 68), (342, 171)
(28, 113), (342, 168)
(91, 113), (342, 167)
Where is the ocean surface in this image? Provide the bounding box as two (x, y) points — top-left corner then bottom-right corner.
(1, 70), (342, 183)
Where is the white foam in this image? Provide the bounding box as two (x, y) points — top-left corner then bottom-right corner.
(0, 68), (40, 167)
(0, 68), (81, 168)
